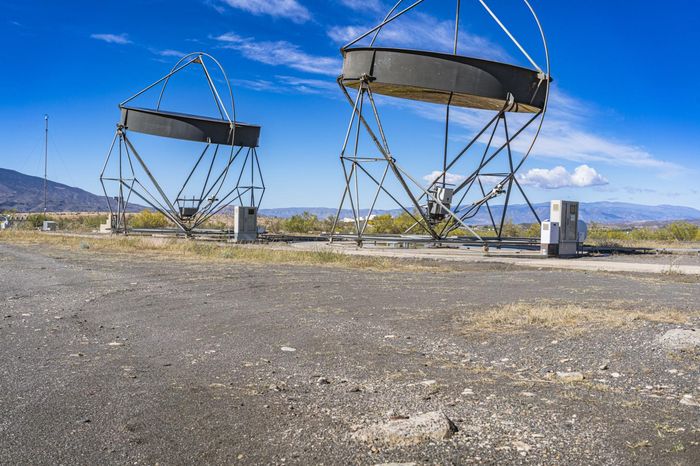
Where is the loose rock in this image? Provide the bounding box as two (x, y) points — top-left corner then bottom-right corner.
(512, 440), (532, 454)
(352, 411), (457, 446)
(556, 371), (584, 382)
(658, 329), (700, 351)
(680, 395), (700, 407)
(374, 463), (417, 466)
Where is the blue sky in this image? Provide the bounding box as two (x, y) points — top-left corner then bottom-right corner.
(1, 0), (699, 210)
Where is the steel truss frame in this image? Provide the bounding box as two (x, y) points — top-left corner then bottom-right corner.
(99, 52), (265, 235)
(331, 0), (550, 244)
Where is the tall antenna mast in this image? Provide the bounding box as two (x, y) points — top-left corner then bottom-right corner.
(44, 114), (49, 219)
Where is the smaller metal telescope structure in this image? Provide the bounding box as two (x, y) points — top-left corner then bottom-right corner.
(100, 52), (265, 235)
(331, 0), (551, 244)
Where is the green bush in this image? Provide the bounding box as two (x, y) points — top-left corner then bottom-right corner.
(281, 212), (320, 233)
(370, 214), (401, 234)
(129, 210), (170, 229)
(25, 214), (49, 228)
(665, 222), (698, 242)
(57, 215), (107, 231)
(587, 221), (700, 243)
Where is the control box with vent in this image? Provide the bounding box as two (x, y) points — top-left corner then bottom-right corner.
(540, 221), (560, 256)
(233, 206), (258, 242)
(549, 200), (579, 256)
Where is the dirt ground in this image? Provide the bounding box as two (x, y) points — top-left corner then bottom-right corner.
(1, 241), (698, 465)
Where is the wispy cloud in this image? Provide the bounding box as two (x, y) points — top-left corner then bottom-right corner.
(423, 171), (466, 186)
(328, 12), (511, 62)
(410, 87), (678, 172)
(337, 0), (383, 13)
(276, 76), (337, 93)
(234, 75), (337, 96)
(234, 78), (278, 92)
(216, 0), (311, 23)
(90, 33), (132, 45)
(215, 33), (342, 76)
(518, 165), (609, 189)
(156, 49), (186, 58)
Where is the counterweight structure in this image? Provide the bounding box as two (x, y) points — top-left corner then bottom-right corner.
(100, 52), (265, 235)
(331, 0), (551, 244)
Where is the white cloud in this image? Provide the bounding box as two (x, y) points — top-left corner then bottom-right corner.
(338, 0), (383, 13)
(90, 33), (132, 45)
(328, 12), (511, 61)
(217, 0), (311, 23)
(276, 76), (337, 93)
(410, 87), (678, 172)
(518, 165), (609, 189)
(156, 49), (186, 58)
(234, 78), (278, 92)
(234, 75), (337, 95)
(215, 33), (342, 76)
(422, 171), (466, 186)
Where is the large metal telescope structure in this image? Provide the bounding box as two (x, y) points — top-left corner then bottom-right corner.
(100, 52), (265, 235)
(331, 0), (551, 244)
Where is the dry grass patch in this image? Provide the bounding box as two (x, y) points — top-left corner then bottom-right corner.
(0, 230), (441, 272)
(463, 301), (696, 334)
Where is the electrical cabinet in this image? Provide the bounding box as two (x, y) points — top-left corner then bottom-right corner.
(549, 200), (579, 256)
(233, 206), (258, 242)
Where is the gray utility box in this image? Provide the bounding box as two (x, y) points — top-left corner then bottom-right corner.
(550, 200), (579, 257)
(233, 206), (258, 242)
(428, 187), (454, 221)
(540, 221), (560, 257)
(42, 221), (58, 232)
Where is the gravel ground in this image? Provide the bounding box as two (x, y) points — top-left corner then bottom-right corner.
(1, 242), (698, 465)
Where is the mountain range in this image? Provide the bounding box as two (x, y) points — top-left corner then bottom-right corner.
(0, 168), (142, 213)
(259, 202), (700, 225)
(2, 168), (699, 224)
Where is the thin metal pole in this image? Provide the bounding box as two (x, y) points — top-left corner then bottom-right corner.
(249, 146), (254, 206)
(331, 80), (366, 240)
(478, 0), (541, 72)
(343, 0), (425, 50)
(370, 0), (404, 47)
(122, 56), (199, 108)
(498, 114), (514, 237)
(442, 94), (453, 188)
(43, 114), (48, 220)
(353, 86), (364, 232)
(254, 149), (266, 207)
(454, 0), (461, 55)
(119, 133), (124, 232)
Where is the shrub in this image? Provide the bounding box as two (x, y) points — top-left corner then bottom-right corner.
(664, 222), (698, 242)
(281, 212), (320, 233)
(129, 210), (170, 229)
(25, 214), (49, 228)
(370, 214), (401, 234)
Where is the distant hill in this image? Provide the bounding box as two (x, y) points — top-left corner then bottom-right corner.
(260, 201), (700, 225)
(0, 168), (142, 212)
